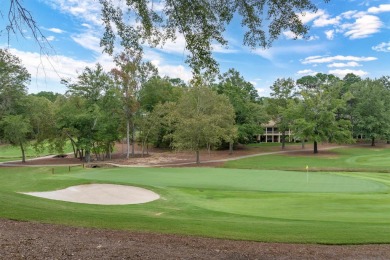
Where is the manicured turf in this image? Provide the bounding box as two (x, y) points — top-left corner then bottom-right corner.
(224, 146), (390, 172)
(2, 164), (390, 244)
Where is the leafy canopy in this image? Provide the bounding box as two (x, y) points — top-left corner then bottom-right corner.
(100, 0), (329, 74)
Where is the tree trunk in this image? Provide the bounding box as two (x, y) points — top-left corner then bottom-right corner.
(85, 150), (91, 163)
(131, 121), (135, 157)
(126, 119), (130, 159)
(196, 150), (200, 165)
(281, 132), (286, 150)
(301, 140), (305, 149)
(229, 141), (233, 155)
(20, 142), (26, 163)
(313, 141), (318, 154)
(371, 137), (375, 146)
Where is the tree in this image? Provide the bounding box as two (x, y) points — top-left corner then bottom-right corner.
(30, 91), (62, 102)
(350, 79), (390, 146)
(268, 78), (297, 149)
(214, 69), (267, 146)
(100, 0), (329, 74)
(0, 48), (30, 118)
(293, 77), (353, 153)
(59, 64), (121, 162)
(0, 115), (31, 162)
(171, 82), (237, 164)
(111, 50), (157, 159)
(139, 76), (184, 112)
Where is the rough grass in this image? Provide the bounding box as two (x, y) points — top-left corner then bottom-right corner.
(0, 142), (73, 162)
(2, 164), (390, 244)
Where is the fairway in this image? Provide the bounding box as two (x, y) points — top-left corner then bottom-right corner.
(2, 166), (390, 244)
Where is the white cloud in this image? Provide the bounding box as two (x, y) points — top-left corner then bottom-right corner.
(151, 59), (192, 82)
(327, 62), (361, 68)
(47, 27), (65, 34)
(302, 55), (377, 64)
(298, 10), (325, 24)
(313, 14), (340, 27)
(42, 0), (102, 26)
(254, 44), (326, 62)
(368, 4), (390, 14)
(328, 69), (368, 78)
(325, 30), (335, 40)
(297, 69), (317, 76)
(8, 48), (115, 93)
(340, 10), (358, 19)
(283, 31), (302, 40)
(156, 34), (188, 55)
(46, 36), (56, 41)
(343, 15), (382, 39)
(372, 42), (390, 52)
(307, 35), (319, 41)
(71, 33), (102, 53)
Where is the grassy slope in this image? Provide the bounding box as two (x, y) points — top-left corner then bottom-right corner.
(224, 146), (390, 172)
(2, 164), (390, 244)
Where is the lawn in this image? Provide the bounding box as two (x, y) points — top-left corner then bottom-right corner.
(0, 142), (74, 162)
(224, 146), (390, 172)
(2, 161), (390, 244)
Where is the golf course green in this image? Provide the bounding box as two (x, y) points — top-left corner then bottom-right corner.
(2, 145), (390, 244)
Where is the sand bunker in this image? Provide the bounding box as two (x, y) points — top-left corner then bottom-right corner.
(22, 184), (160, 205)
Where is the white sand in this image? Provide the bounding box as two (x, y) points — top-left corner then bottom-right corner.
(22, 184), (160, 205)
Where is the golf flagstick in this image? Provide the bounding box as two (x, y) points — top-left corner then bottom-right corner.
(306, 165), (309, 183)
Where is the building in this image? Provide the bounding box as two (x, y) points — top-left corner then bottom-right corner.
(256, 120), (293, 143)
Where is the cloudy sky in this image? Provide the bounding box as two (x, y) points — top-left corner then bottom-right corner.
(0, 0), (389, 96)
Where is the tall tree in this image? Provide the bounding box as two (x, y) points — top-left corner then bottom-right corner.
(350, 79), (390, 146)
(293, 77), (353, 153)
(0, 48), (30, 118)
(171, 82), (237, 164)
(268, 78), (297, 149)
(0, 115), (31, 162)
(100, 0), (329, 74)
(60, 64), (120, 162)
(111, 50), (157, 158)
(214, 69), (267, 145)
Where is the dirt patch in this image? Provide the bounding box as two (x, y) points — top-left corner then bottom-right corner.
(1, 218), (390, 260)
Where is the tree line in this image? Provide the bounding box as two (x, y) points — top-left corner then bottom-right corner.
(1, 48), (390, 163)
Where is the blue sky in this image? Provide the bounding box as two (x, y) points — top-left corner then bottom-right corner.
(0, 0), (389, 96)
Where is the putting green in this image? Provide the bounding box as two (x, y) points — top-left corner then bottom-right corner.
(72, 168), (388, 193)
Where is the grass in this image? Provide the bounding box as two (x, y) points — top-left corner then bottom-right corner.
(0, 142), (74, 162)
(224, 146), (390, 172)
(2, 159), (390, 244)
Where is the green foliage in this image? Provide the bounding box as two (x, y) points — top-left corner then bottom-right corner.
(268, 78), (297, 148)
(214, 69), (267, 143)
(139, 76), (184, 112)
(100, 0), (328, 74)
(0, 114), (31, 162)
(350, 79), (390, 145)
(0, 48), (30, 118)
(293, 76), (353, 153)
(171, 84), (237, 163)
(30, 91), (62, 102)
